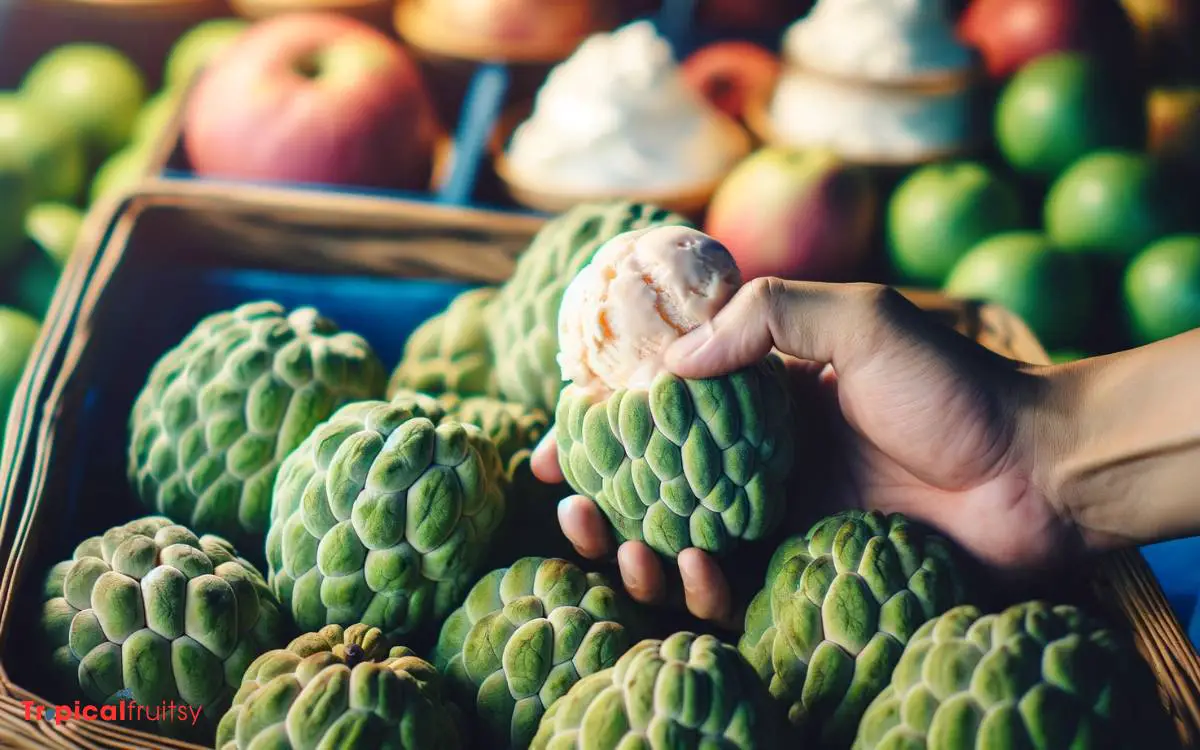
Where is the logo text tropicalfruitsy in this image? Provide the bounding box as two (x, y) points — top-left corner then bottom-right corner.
(22, 694), (203, 727)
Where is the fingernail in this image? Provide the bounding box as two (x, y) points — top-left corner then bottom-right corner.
(666, 323), (713, 366)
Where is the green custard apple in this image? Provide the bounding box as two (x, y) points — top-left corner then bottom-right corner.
(556, 361), (794, 558)
(436, 392), (549, 473)
(434, 391), (575, 563)
(554, 226), (795, 558)
(128, 301), (386, 549)
(530, 631), (786, 750)
(216, 623), (462, 749)
(432, 556), (637, 749)
(853, 601), (1175, 749)
(486, 200), (692, 414)
(265, 393), (508, 640)
(387, 286), (498, 398)
(40, 516), (285, 739)
(739, 510), (971, 748)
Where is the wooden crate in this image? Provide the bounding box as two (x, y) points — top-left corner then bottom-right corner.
(0, 180), (1196, 748)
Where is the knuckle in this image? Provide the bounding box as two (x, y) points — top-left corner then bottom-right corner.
(751, 276), (794, 326)
(851, 282), (902, 318)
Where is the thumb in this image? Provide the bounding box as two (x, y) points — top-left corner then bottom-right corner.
(665, 278), (897, 379)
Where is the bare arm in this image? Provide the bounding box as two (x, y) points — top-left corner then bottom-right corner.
(1025, 328), (1200, 553)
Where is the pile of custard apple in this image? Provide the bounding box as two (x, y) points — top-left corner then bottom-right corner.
(37, 201), (1174, 749)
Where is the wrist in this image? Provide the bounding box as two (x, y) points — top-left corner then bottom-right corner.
(1016, 335), (1200, 554)
(1008, 359), (1130, 556)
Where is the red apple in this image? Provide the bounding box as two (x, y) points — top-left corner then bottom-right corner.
(957, 0), (1137, 80)
(705, 147), (878, 282)
(681, 42), (781, 122)
(184, 12), (439, 190)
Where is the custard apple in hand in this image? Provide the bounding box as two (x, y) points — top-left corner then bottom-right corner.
(738, 510), (970, 748)
(265, 392), (507, 640)
(432, 556), (637, 749)
(531, 631), (786, 749)
(554, 226), (795, 558)
(486, 200), (692, 414)
(216, 623), (462, 749)
(128, 301), (385, 549)
(853, 601), (1175, 749)
(387, 287), (498, 398)
(41, 516), (285, 739)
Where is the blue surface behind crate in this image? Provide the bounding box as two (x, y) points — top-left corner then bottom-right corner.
(143, 4), (1200, 644)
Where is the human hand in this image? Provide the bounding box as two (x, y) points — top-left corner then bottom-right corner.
(531, 279), (1077, 625)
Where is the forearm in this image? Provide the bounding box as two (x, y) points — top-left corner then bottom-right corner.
(1025, 328), (1200, 552)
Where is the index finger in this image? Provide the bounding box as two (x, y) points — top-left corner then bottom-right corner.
(664, 278), (897, 379)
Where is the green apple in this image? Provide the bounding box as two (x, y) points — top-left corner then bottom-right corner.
(0, 150), (33, 268)
(131, 89), (183, 149)
(89, 142), (153, 206)
(886, 161), (1025, 286)
(26, 202), (83, 267)
(21, 43), (147, 164)
(4, 243), (59, 321)
(0, 306), (40, 430)
(3, 203), (83, 320)
(164, 18), (251, 90)
(1044, 150), (1192, 262)
(995, 53), (1145, 180)
(944, 231), (1094, 350)
(0, 94), (87, 205)
(1123, 234), (1200, 344)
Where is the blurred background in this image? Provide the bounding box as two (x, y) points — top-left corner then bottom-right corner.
(0, 0), (1198, 635)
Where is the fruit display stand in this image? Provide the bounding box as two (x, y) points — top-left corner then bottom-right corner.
(0, 178), (1197, 748)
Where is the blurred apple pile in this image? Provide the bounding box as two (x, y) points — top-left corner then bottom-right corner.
(0, 18), (257, 450)
(686, 0), (1200, 360)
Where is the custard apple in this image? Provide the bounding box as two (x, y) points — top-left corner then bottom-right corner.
(128, 301), (385, 549)
(216, 623), (462, 749)
(531, 631), (786, 749)
(265, 393), (507, 640)
(853, 601), (1175, 749)
(387, 287), (498, 398)
(40, 516), (285, 739)
(554, 356), (794, 558)
(738, 510), (969, 748)
(435, 391), (577, 562)
(432, 557), (637, 748)
(435, 392), (549, 474)
(486, 201), (692, 414)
